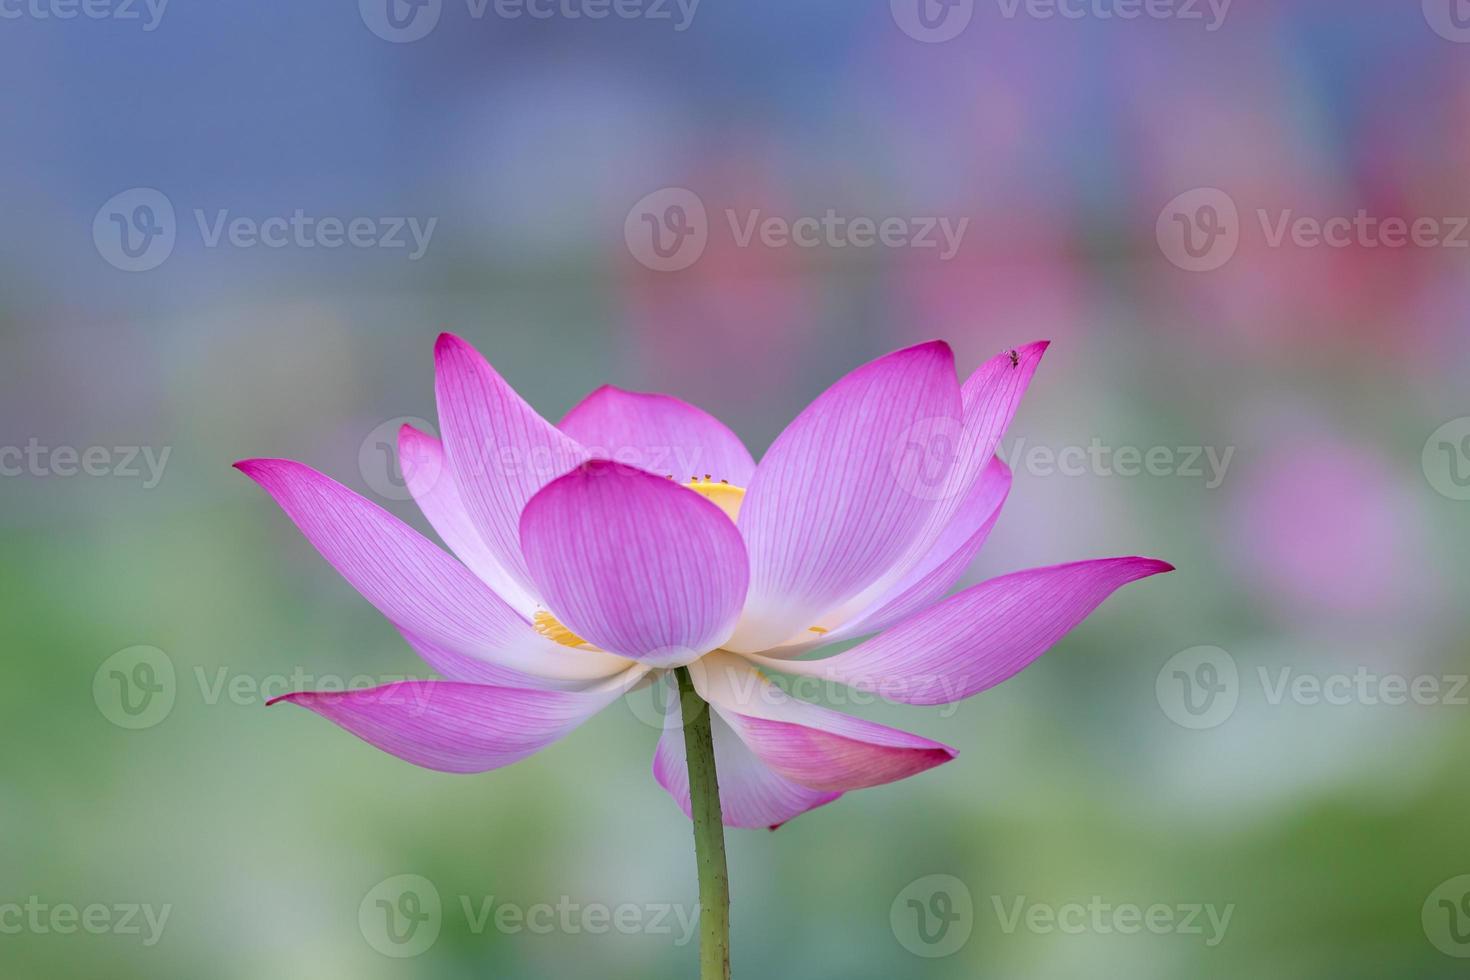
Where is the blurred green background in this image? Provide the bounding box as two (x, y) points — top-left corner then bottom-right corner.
(3, 2), (1470, 977)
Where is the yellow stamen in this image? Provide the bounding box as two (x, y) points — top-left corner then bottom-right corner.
(808, 626), (829, 635)
(534, 610), (588, 648)
(686, 478), (746, 522)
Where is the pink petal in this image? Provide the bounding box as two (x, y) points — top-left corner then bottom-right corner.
(688, 653), (956, 793)
(747, 557), (1175, 705)
(769, 457), (1013, 656)
(398, 424), (540, 619)
(433, 333), (588, 599)
(519, 461), (750, 667)
(269, 672), (640, 773)
(559, 385), (756, 486)
(728, 342), (962, 652)
(234, 458), (629, 683)
(930, 341), (1047, 529)
(399, 629), (594, 690)
(653, 693), (841, 829)
(837, 457), (1012, 635)
(823, 343), (1047, 626)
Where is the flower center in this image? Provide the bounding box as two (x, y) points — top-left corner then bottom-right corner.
(685, 477), (745, 522)
(533, 610), (588, 648)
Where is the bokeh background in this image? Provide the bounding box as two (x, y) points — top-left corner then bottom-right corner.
(3, 2), (1469, 977)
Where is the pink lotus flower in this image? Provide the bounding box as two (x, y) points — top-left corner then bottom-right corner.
(236, 334), (1170, 830)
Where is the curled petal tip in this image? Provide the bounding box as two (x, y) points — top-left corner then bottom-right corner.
(233, 457), (308, 483)
(1108, 556), (1175, 577)
(434, 331), (473, 358)
(592, 382), (633, 396)
(1005, 340), (1050, 362)
(910, 338), (954, 359)
(907, 744), (958, 779)
(877, 339), (954, 366)
(562, 384), (633, 419)
(927, 744), (960, 765)
(233, 457), (280, 478)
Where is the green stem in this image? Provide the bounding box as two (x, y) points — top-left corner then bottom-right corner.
(675, 666), (731, 980)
